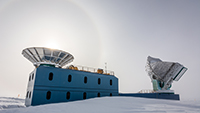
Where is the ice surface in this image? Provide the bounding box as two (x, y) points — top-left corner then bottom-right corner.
(0, 96), (199, 113)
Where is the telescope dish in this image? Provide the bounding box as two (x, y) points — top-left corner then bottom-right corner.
(146, 56), (187, 92)
(22, 47), (74, 67)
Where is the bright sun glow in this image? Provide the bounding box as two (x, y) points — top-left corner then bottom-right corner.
(45, 41), (60, 50)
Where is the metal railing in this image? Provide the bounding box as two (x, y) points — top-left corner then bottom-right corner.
(66, 65), (115, 75)
(138, 89), (155, 93)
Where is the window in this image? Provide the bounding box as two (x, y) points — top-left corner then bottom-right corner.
(83, 92), (86, 99)
(98, 78), (101, 85)
(29, 75), (31, 81)
(26, 91), (29, 98)
(97, 93), (100, 97)
(49, 72), (53, 81)
(110, 79), (112, 86)
(46, 91), (51, 100)
(68, 75), (72, 82)
(84, 77), (87, 84)
(29, 91), (31, 98)
(32, 73), (34, 80)
(66, 92), (70, 100)
(110, 93), (112, 96)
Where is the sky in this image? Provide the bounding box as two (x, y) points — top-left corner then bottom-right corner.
(0, 0), (200, 100)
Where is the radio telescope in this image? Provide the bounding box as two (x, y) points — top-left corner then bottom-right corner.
(22, 47), (74, 67)
(145, 56), (187, 93)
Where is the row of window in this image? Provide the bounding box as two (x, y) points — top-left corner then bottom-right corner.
(29, 73), (34, 81)
(26, 91), (32, 98)
(46, 91), (112, 100)
(48, 72), (113, 85)
(26, 90), (113, 100)
(29, 72), (113, 86)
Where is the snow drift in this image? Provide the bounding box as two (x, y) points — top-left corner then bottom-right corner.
(0, 96), (200, 113)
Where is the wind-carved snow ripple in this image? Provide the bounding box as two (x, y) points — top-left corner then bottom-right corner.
(0, 97), (25, 110)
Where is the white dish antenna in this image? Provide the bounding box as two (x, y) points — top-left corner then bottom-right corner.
(22, 47), (74, 67)
(146, 56), (187, 92)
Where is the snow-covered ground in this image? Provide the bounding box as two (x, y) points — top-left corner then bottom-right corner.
(0, 97), (25, 110)
(0, 96), (200, 113)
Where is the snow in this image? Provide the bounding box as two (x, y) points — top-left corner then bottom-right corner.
(0, 97), (25, 110)
(0, 96), (200, 113)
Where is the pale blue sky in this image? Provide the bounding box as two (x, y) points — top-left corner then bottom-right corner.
(0, 0), (199, 100)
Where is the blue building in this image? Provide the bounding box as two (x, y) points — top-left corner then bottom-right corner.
(22, 47), (118, 106)
(22, 47), (184, 106)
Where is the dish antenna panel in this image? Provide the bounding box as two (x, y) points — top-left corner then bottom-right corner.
(146, 56), (187, 93)
(22, 47), (74, 67)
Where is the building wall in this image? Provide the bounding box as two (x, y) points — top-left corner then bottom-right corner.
(25, 66), (118, 106)
(25, 69), (36, 106)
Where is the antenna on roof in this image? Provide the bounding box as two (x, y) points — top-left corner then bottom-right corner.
(105, 62), (107, 74)
(22, 47), (74, 68)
